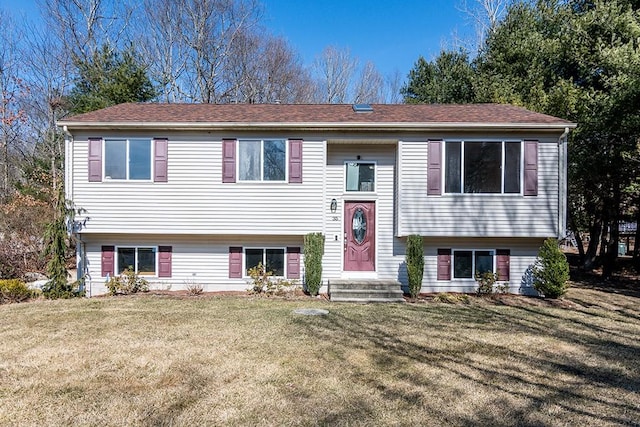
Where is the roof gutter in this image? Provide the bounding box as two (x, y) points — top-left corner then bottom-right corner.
(56, 121), (578, 132)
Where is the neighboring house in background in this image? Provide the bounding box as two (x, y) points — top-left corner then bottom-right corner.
(58, 103), (575, 297)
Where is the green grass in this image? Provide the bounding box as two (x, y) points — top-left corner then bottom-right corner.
(1, 285), (639, 426)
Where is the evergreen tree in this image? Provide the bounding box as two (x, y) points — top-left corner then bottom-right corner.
(68, 44), (156, 114)
(533, 238), (570, 298)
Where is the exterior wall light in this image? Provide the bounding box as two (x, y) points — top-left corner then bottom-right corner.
(330, 198), (337, 213)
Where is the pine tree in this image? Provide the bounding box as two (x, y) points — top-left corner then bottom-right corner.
(533, 238), (570, 299)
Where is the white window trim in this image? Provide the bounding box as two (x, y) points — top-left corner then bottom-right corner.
(115, 246), (158, 276)
(443, 140), (523, 195)
(343, 160), (377, 193)
(237, 139), (288, 183)
(103, 138), (153, 181)
(451, 248), (496, 280)
(243, 247), (287, 278)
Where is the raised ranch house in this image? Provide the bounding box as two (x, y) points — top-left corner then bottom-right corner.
(58, 103), (575, 299)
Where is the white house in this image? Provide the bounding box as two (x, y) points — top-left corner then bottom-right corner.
(58, 103), (575, 298)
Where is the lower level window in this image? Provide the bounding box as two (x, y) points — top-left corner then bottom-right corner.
(453, 250), (494, 279)
(117, 247), (156, 275)
(245, 248), (284, 276)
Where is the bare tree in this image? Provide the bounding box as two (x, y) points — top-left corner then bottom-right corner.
(384, 69), (405, 104)
(41, 0), (133, 65)
(353, 61), (385, 104)
(456, 0), (514, 51)
(226, 32), (314, 103)
(312, 46), (358, 104)
(0, 9), (28, 202)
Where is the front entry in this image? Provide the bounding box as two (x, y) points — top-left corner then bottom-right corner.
(344, 201), (375, 271)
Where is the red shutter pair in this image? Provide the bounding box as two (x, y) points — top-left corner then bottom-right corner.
(436, 248), (510, 281)
(426, 140), (538, 196)
(228, 247), (301, 279)
(88, 138), (168, 182)
(101, 246), (172, 277)
(222, 139), (303, 183)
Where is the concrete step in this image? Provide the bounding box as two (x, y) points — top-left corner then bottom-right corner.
(329, 279), (405, 303)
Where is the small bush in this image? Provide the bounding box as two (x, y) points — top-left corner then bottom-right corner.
(533, 238), (570, 298)
(247, 263), (297, 296)
(106, 268), (149, 295)
(0, 279), (33, 303)
(406, 235), (424, 299)
(433, 293), (469, 304)
(185, 280), (204, 296)
(304, 233), (324, 296)
(475, 271), (499, 296)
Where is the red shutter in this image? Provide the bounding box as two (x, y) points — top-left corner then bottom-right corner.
(154, 138), (168, 182)
(222, 139), (236, 183)
(158, 246), (172, 277)
(229, 246), (243, 278)
(524, 140), (538, 196)
(288, 139), (303, 183)
(427, 140), (442, 195)
(88, 138), (103, 182)
(286, 247), (301, 279)
(437, 248), (451, 280)
(101, 245), (115, 277)
(496, 249), (510, 281)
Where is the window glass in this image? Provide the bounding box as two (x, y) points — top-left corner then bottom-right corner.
(245, 248), (263, 274)
(464, 142), (501, 193)
(453, 251), (473, 278)
(105, 140), (126, 179)
(445, 142), (461, 193)
(118, 248), (136, 273)
(475, 251), (494, 276)
(504, 142), (521, 193)
(129, 139), (151, 180)
(266, 249), (285, 276)
(239, 141), (261, 181)
(137, 248), (156, 275)
(345, 162), (375, 192)
(263, 140), (286, 181)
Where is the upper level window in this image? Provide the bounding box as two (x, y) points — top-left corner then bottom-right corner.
(345, 162), (375, 192)
(104, 138), (151, 180)
(238, 139), (286, 181)
(445, 141), (521, 194)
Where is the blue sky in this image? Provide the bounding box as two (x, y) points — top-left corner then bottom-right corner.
(2, 0), (472, 78)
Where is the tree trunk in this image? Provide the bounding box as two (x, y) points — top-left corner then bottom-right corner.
(583, 217), (602, 270)
(603, 179), (622, 279)
(569, 214), (585, 264)
(633, 205), (640, 272)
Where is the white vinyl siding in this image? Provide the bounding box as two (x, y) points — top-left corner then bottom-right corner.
(71, 133), (324, 235)
(82, 234), (303, 296)
(397, 136), (561, 237)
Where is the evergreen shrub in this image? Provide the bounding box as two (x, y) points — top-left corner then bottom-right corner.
(303, 233), (324, 296)
(533, 238), (570, 298)
(406, 235), (424, 299)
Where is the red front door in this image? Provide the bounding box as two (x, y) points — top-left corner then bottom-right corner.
(344, 201), (375, 271)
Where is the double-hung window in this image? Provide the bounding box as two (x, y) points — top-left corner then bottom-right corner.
(245, 248), (285, 276)
(238, 139), (286, 181)
(104, 138), (152, 180)
(117, 247), (157, 275)
(445, 141), (521, 194)
(453, 249), (494, 279)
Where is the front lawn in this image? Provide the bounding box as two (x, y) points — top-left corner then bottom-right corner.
(0, 284), (638, 426)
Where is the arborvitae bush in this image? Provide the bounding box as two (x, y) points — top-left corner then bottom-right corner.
(303, 233), (324, 296)
(533, 238), (570, 298)
(406, 235), (424, 299)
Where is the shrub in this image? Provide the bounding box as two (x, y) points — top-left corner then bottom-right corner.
(304, 233), (324, 296)
(475, 271), (499, 296)
(247, 263), (297, 296)
(185, 280), (204, 296)
(0, 279), (33, 303)
(533, 238), (570, 298)
(106, 268), (149, 295)
(433, 292), (469, 304)
(406, 235), (424, 299)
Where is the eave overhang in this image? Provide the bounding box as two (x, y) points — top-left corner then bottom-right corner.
(57, 121), (577, 133)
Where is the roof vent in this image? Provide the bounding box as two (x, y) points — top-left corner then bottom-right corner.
(352, 103), (373, 113)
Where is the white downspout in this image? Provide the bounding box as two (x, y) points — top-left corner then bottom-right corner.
(558, 127), (570, 239)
